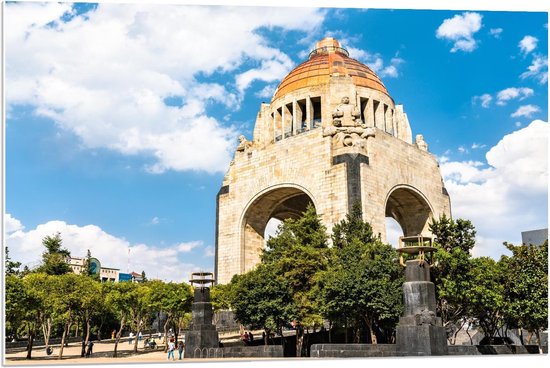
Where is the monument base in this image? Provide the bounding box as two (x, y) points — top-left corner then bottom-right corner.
(184, 327), (220, 358)
(396, 324), (448, 356)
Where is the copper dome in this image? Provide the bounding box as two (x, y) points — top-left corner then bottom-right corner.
(272, 37), (389, 101)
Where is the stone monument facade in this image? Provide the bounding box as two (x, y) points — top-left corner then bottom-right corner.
(215, 37), (451, 284)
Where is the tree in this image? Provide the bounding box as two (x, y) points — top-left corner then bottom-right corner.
(230, 264), (295, 346)
(127, 283), (152, 353)
(5, 275), (26, 341)
(23, 273), (57, 354)
(429, 215), (477, 343)
(318, 204), (402, 344)
(149, 280), (193, 352)
(262, 203), (329, 356)
(467, 256), (506, 344)
(5, 246), (22, 276)
(211, 282), (235, 313)
(501, 240), (548, 353)
(75, 277), (102, 357)
(105, 281), (137, 357)
(51, 273), (85, 359)
(35, 233), (72, 275)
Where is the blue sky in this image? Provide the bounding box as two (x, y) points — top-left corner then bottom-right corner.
(4, 1), (548, 282)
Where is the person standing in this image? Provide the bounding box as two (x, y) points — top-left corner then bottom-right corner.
(129, 332), (134, 345)
(85, 341), (94, 357)
(249, 331), (254, 344)
(111, 330), (116, 340)
(177, 340), (184, 360)
(167, 338), (175, 361)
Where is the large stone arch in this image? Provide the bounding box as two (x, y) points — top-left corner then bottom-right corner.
(239, 184), (316, 274)
(384, 185), (434, 237)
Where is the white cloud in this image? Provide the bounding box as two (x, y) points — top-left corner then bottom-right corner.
(519, 35), (538, 55)
(473, 93), (492, 108)
(255, 84), (277, 99)
(489, 28), (503, 38)
(5, 215), (206, 281)
(204, 246), (215, 257)
(458, 145), (468, 154)
(496, 87), (534, 105)
(511, 104), (541, 118)
(385, 217), (402, 248)
(520, 54), (548, 84)
(347, 47), (404, 78)
(5, 3), (326, 174)
(441, 120), (548, 258)
(471, 143), (487, 149)
(5, 213), (25, 233)
(436, 12), (483, 53)
(150, 216), (160, 225)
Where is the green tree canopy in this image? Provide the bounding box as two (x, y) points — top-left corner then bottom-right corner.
(35, 233), (72, 275)
(501, 240), (548, 351)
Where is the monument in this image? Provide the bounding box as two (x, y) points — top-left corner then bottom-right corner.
(395, 236), (448, 355)
(184, 272), (219, 358)
(215, 37), (451, 284)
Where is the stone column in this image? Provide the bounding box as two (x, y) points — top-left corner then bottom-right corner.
(292, 100), (298, 135)
(184, 286), (220, 358)
(396, 260), (448, 356)
(306, 96), (312, 130)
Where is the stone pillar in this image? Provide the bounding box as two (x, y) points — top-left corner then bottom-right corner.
(292, 100), (298, 135)
(306, 96), (312, 130)
(396, 260), (448, 356)
(184, 287), (220, 358)
(363, 98), (374, 127)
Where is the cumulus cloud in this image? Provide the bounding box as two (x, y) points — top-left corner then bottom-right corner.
(519, 35), (538, 55)
(489, 28), (503, 38)
(5, 216), (207, 281)
(5, 213), (25, 233)
(436, 12), (483, 53)
(520, 54), (548, 84)
(441, 120), (548, 258)
(5, 3), (326, 174)
(511, 104), (541, 118)
(496, 87), (534, 105)
(347, 47), (404, 78)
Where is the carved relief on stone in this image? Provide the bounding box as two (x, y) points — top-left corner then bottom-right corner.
(414, 309), (437, 326)
(323, 124), (376, 149)
(415, 134), (428, 151)
(332, 96), (362, 127)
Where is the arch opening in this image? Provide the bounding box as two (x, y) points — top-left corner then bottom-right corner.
(385, 186), (433, 239)
(241, 187), (315, 273)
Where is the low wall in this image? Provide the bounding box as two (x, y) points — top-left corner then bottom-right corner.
(311, 343), (547, 358)
(189, 345), (284, 358)
(448, 344), (547, 355)
(310, 344), (397, 358)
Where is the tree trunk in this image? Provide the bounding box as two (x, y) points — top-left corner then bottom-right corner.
(344, 319), (348, 344)
(365, 318), (377, 345)
(113, 316), (125, 358)
(133, 320), (142, 353)
(328, 321), (332, 343)
(58, 321), (70, 359)
(25, 329), (34, 360)
(42, 318), (52, 350)
(295, 324), (304, 357)
(164, 315), (170, 353)
(535, 330), (543, 354)
(81, 318), (91, 357)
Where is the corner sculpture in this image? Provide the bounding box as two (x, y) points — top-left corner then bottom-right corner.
(395, 236), (448, 356)
(184, 272), (219, 358)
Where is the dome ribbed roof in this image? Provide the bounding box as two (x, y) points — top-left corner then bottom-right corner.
(272, 37), (389, 101)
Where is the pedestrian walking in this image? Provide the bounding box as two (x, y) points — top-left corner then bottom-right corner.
(167, 338), (175, 360)
(177, 340), (184, 360)
(138, 331), (142, 342)
(129, 332), (134, 345)
(111, 330), (116, 339)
